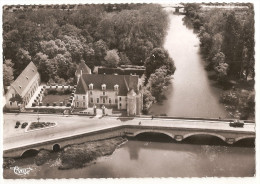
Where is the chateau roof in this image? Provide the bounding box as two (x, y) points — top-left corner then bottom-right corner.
(82, 74), (139, 96)
(75, 60), (91, 76)
(10, 61), (39, 97)
(75, 76), (88, 94)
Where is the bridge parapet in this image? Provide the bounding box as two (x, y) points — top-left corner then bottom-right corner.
(4, 124), (255, 158)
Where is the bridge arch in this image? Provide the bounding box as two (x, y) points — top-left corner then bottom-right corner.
(20, 148), (39, 157)
(52, 143), (61, 152)
(183, 132), (226, 142)
(133, 130), (174, 139)
(235, 135), (255, 142)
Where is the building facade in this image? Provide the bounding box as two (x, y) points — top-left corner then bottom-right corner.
(74, 72), (143, 116)
(4, 62), (41, 110)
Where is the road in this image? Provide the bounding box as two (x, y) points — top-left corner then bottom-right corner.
(3, 113), (255, 150)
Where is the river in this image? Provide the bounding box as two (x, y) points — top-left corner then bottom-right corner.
(3, 13), (255, 179)
(149, 14), (228, 118)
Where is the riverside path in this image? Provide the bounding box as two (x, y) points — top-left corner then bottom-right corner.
(3, 113), (255, 157)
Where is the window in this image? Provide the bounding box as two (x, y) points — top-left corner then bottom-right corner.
(90, 98), (93, 103)
(119, 97), (121, 101)
(77, 102), (79, 107)
(119, 103), (122, 109)
(90, 91), (92, 95)
(83, 102), (85, 107)
(10, 102), (12, 106)
(103, 98), (105, 104)
(89, 84), (93, 90)
(114, 84), (119, 91)
(109, 98), (111, 104)
(102, 84), (106, 90)
(97, 98), (99, 103)
(115, 99), (118, 104)
(83, 96), (85, 100)
(103, 91), (106, 95)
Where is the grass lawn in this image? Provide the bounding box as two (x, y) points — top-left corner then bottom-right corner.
(42, 95), (70, 104)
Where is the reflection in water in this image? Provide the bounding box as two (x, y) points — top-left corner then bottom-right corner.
(3, 137), (255, 178)
(149, 14), (228, 118)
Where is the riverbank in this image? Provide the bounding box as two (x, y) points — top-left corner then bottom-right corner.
(3, 137), (127, 170)
(182, 5), (255, 120)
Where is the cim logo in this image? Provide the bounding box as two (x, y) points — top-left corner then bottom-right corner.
(10, 166), (33, 176)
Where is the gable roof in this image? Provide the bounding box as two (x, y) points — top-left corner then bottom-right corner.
(81, 74), (139, 96)
(75, 76), (88, 94)
(10, 61), (39, 97)
(75, 60), (91, 76)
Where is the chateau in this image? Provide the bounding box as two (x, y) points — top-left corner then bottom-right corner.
(74, 62), (143, 116)
(4, 62), (41, 110)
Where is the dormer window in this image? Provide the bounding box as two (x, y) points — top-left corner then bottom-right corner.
(89, 83), (93, 90)
(114, 84), (119, 91)
(26, 76), (28, 80)
(102, 84), (106, 91)
(19, 85), (22, 89)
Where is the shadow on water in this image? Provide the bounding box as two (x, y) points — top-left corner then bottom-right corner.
(129, 133), (255, 148)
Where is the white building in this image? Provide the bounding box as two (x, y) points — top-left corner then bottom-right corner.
(74, 73), (143, 116)
(4, 62), (40, 110)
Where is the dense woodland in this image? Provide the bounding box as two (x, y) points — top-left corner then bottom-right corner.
(184, 3), (255, 119)
(3, 4), (175, 112)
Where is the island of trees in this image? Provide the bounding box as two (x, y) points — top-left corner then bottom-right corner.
(3, 4), (175, 113)
(184, 3), (255, 120)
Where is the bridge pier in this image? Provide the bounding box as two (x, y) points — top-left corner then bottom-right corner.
(174, 135), (183, 142)
(226, 138), (235, 144)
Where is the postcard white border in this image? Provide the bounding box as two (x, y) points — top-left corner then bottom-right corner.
(0, 0), (259, 184)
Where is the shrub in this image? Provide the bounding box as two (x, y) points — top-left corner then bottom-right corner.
(48, 89), (57, 95)
(32, 103), (36, 107)
(67, 103), (71, 107)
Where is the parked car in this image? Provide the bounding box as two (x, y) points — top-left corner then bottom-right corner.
(21, 122), (28, 129)
(229, 120), (244, 128)
(15, 121), (20, 128)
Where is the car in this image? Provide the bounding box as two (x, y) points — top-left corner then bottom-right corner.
(15, 121), (21, 128)
(21, 122), (28, 129)
(229, 120), (244, 128)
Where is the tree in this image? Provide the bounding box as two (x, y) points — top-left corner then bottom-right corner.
(214, 62), (229, 82)
(147, 66), (172, 102)
(102, 49), (120, 68)
(94, 39), (108, 63)
(3, 60), (14, 90)
(142, 87), (155, 114)
(37, 53), (52, 83)
(212, 52), (225, 67)
(14, 48), (31, 79)
(145, 48), (175, 80)
(54, 53), (72, 80)
(61, 35), (84, 62)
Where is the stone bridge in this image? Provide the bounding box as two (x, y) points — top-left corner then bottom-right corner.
(3, 124), (255, 158)
(162, 4), (186, 14)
